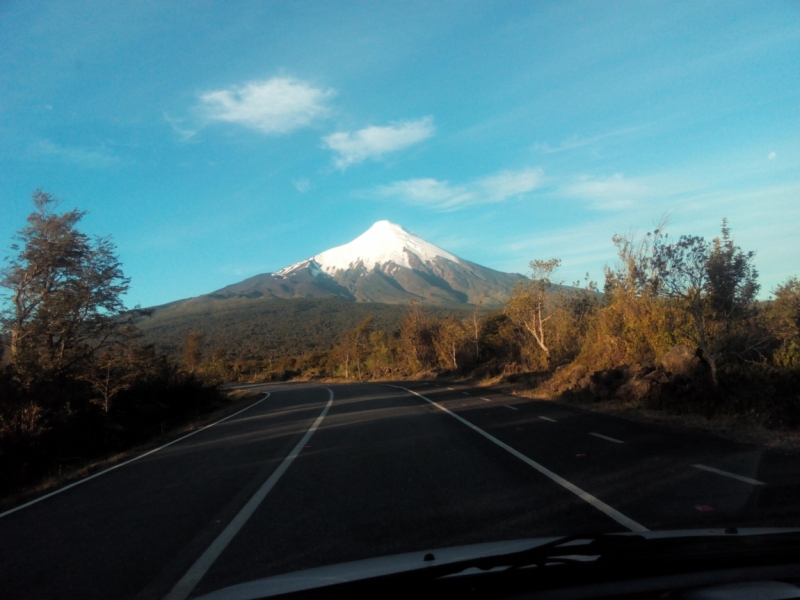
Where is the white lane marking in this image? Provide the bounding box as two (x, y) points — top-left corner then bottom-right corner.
(481, 398), (492, 402)
(590, 432), (625, 444)
(447, 387), (455, 390)
(693, 464), (765, 486)
(539, 416), (557, 423)
(390, 385), (647, 533)
(504, 405), (519, 411)
(0, 394), (270, 520)
(462, 392), (470, 396)
(166, 388), (335, 600)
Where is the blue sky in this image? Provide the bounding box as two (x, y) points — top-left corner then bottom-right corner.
(1, 1), (798, 307)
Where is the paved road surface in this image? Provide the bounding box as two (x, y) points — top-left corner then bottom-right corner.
(1, 382), (798, 599)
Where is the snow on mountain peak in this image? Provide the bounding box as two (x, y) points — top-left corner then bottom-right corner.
(277, 220), (459, 276)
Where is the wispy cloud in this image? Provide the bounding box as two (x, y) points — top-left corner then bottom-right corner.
(322, 117), (434, 168)
(561, 173), (649, 210)
(533, 127), (641, 154)
(293, 178), (312, 193)
(199, 77), (334, 135)
(368, 167), (544, 210)
(32, 139), (121, 168)
(163, 112), (198, 141)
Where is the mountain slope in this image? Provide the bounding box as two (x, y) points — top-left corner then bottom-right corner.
(138, 297), (473, 359)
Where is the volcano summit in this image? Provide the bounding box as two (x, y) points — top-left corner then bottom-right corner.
(211, 221), (525, 306)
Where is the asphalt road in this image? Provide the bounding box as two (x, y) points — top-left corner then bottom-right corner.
(1, 381), (799, 599)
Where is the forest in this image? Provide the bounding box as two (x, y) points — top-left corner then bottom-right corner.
(2, 192), (799, 501)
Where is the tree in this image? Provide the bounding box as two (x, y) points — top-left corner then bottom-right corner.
(766, 276), (800, 368)
(767, 277), (800, 342)
(434, 317), (468, 370)
(352, 317), (374, 380)
(183, 330), (203, 373)
(397, 302), (438, 372)
(467, 300), (483, 361)
(654, 220), (759, 385)
(505, 259), (561, 368)
(331, 334), (354, 378)
(1, 191), (146, 386)
(82, 336), (145, 414)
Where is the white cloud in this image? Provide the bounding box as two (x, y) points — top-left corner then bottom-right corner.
(199, 77), (334, 134)
(33, 139), (120, 168)
(293, 178), (312, 193)
(768, 151), (777, 160)
(562, 173), (649, 210)
(322, 117), (434, 168)
(369, 167), (543, 210)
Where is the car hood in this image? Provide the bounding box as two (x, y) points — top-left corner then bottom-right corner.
(195, 528), (800, 600)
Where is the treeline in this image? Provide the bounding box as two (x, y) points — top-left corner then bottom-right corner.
(138, 296), (471, 360)
(198, 220), (800, 430)
(0, 192), (221, 498)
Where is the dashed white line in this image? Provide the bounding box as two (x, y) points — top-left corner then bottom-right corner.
(693, 464), (765, 486)
(462, 392), (470, 396)
(0, 393), (270, 520)
(504, 405), (519, 411)
(390, 385), (647, 533)
(447, 387), (455, 390)
(539, 416), (557, 422)
(590, 432), (625, 444)
(166, 388), (335, 600)
(481, 397), (492, 402)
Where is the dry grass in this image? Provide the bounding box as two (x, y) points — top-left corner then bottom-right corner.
(0, 389), (267, 513)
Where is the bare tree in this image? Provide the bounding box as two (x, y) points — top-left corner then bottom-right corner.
(468, 299), (483, 361)
(352, 317), (374, 380)
(505, 259), (561, 368)
(434, 317), (468, 370)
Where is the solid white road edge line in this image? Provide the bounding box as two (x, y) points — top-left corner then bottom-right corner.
(390, 385), (648, 533)
(539, 416), (557, 422)
(165, 388), (335, 600)
(504, 405), (519, 411)
(589, 432), (625, 444)
(0, 393), (270, 520)
(692, 464), (765, 486)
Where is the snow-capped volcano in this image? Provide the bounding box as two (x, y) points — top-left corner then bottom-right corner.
(212, 221), (525, 306)
(278, 220), (459, 276)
